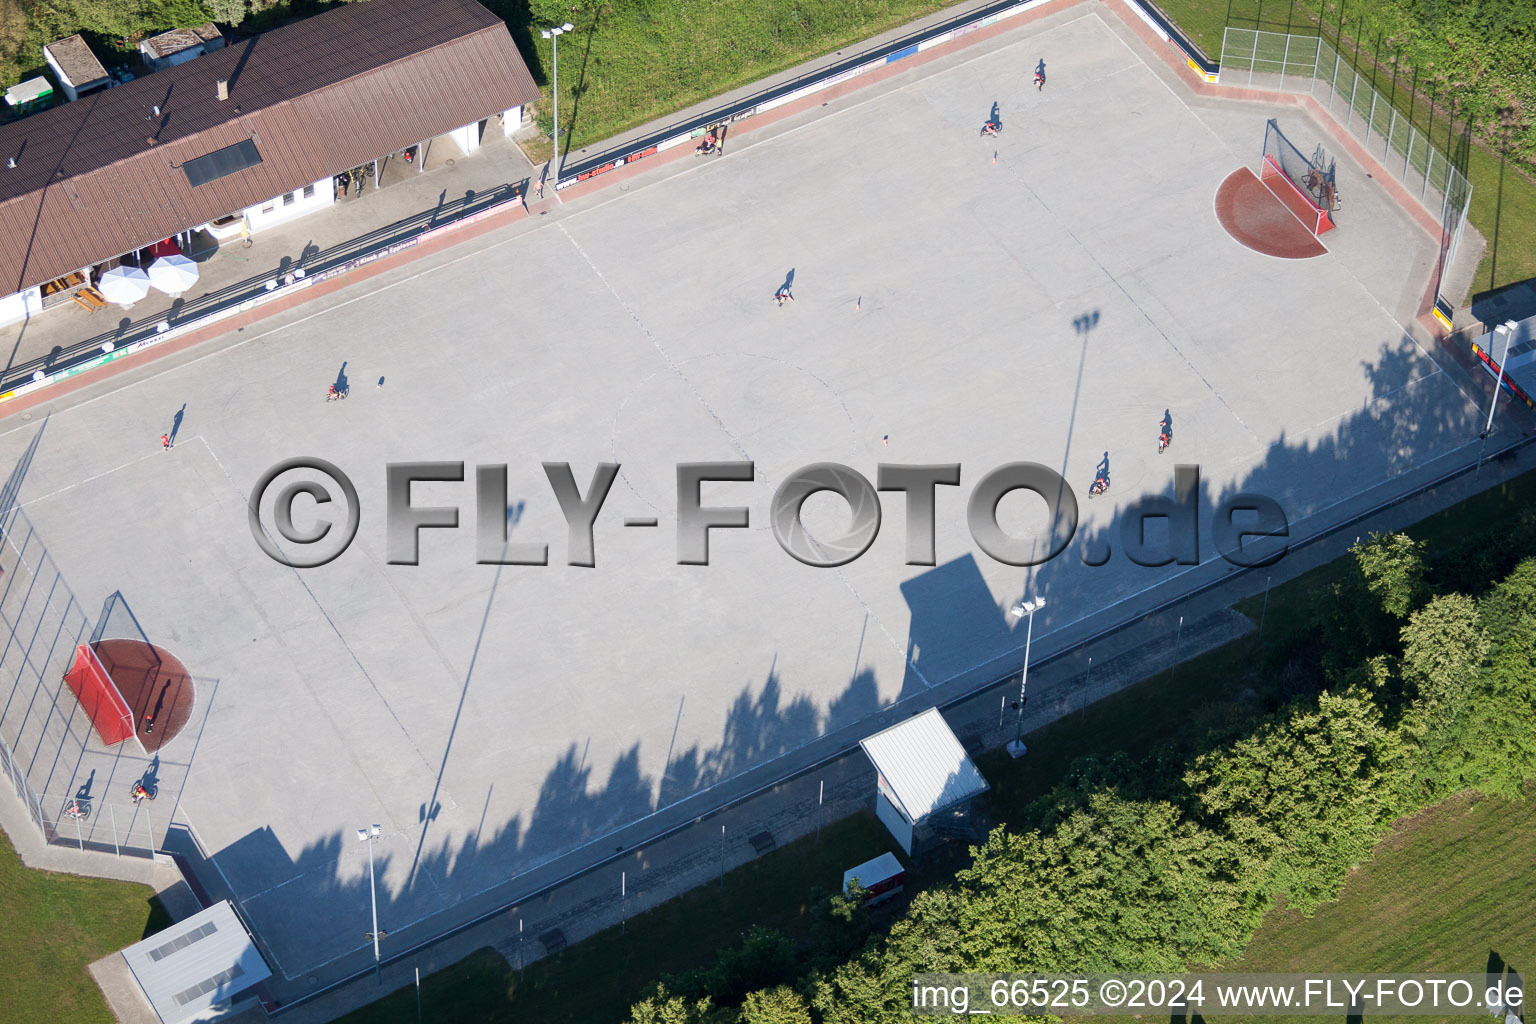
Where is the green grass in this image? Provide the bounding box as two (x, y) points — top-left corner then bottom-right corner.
(521, 0), (951, 151)
(1081, 785), (1536, 1024)
(0, 826), (170, 1024)
(1232, 785), (1536, 974)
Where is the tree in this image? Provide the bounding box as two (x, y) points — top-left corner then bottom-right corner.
(740, 986), (813, 1024)
(202, 0), (250, 27)
(627, 985), (726, 1024)
(1399, 592), (1488, 716)
(1186, 691), (1403, 913)
(1355, 532), (1427, 618)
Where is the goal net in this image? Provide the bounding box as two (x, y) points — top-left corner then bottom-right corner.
(63, 644), (133, 746)
(1260, 118), (1339, 235)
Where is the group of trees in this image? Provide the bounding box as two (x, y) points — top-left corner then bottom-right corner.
(624, 530), (1536, 1023)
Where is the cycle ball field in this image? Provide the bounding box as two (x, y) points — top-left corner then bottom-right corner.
(0, 4), (1485, 988)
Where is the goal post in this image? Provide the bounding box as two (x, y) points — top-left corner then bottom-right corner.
(1260, 118), (1338, 235)
(63, 644), (133, 746)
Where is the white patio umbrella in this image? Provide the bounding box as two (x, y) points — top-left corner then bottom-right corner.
(97, 265), (151, 306)
(147, 253), (199, 296)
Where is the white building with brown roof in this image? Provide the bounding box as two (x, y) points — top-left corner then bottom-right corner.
(43, 34), (113, 102)
(139, 24), (226, 71)
(0, 0), (539, 327)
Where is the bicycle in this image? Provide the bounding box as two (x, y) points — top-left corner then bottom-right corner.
(326, 384), (348, 402)
(62, 798), (90, 821)
(1301, 167), (1341, 212)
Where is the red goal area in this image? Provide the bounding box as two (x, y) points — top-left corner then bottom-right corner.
(63, 644), (133, 746)
(1260, 119), (1338, 236)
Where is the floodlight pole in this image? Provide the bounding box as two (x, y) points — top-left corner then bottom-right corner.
(1477, 320), (1519, 477)
(358, 825), (384, 983)
(1007, 596), (1046, 758)
(541, 22), (575, 181)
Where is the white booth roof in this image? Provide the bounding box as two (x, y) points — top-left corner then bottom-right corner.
(120, 900), (270, 1023)
(859, 707), (989, 822)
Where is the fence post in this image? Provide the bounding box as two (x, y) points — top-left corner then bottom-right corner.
(1279, 33), (1292, 89)
(109, 803), (120, 858)
(1346, 73), (1359, 129)
(1251, 30), (1261, 88)
(144, 802), (155, 857)
(1448, 181), (1473, 269)
(1385, 108), (1396, 160)
(1365, 89), (1377, 143)
(1423, 147), (1433, 201)
(1329, 48), (1341, 109)
(1403, 124), (1414, 180)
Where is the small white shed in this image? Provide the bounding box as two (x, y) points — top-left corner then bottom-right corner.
(120, 900), (271, 1023)
(859, 707), (989, 855)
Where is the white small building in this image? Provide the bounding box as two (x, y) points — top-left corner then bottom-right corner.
(119, 901), (272, 1023)
(140, 24), (226, 71)
(859, 708), (990, 856)
(0, 0), (541, 329)
(3, 77), (53, 111)
(43, 35), (113, 101)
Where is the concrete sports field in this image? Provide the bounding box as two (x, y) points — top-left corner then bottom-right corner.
(0, 2), (1485, 989)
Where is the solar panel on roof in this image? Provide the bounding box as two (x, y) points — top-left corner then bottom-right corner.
(147, 920), (219, 961)
(171, 962), (245, 1006)
(182, 138), (262, 187)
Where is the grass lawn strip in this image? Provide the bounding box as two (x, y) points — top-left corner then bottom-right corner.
(0, 827), (169, 1024)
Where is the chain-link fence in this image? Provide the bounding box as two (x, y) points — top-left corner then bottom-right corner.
(0, 506), (189, 858)
(1219, 28), (1473, 293)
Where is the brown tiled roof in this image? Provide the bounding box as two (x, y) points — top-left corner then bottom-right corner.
(43, 35), (110, 87)
(0, 0), (539, 293)
(140, 24), (224, 60)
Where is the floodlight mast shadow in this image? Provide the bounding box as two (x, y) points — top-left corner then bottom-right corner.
(1006, 596), (1046, 759)
(540, 22), (575, 180)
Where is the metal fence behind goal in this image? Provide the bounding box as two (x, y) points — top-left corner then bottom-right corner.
(1219, 27), (1473, 284)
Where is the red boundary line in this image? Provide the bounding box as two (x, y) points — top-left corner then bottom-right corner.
(0, 201), (531, 418)
(1259, 155), (1329, 234)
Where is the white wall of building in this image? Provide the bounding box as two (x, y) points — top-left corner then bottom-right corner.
(448, 120), (482, 155)
(0, 285), (43, 329)
(242, 177), (334, 234)
(501, 106), (522, 136)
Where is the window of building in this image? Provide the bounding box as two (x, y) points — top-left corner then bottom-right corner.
(261, 203), (275, 214)
(302, 184), (315, 199)
(282, 192), (295, 206)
